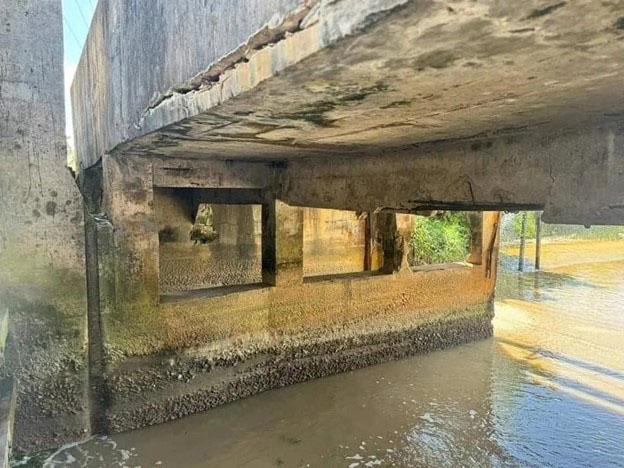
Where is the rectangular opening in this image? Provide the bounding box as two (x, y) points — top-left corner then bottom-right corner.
(155, 188), (263, 297)
(303, 208), (367, 279)
(408, 211), (480, 272)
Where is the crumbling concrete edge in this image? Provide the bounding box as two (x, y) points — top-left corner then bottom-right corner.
(130, 0), (410, 143)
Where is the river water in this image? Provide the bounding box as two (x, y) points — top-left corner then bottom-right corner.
(19, 241), (624, 467)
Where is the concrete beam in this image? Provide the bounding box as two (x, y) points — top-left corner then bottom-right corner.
(153, 158), (275, 189)
(279, 125), (624, 225)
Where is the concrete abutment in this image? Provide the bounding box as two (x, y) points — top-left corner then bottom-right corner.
(80, 151), (501, 434)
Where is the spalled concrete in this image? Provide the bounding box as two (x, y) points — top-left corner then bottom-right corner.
(71, 0), (624, 225)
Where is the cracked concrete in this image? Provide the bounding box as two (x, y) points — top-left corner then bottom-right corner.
(73, 0), (624, 166)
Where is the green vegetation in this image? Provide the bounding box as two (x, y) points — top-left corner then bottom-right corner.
(512, 212), (536, 238)
(410, 212), (471, 265)
(503, 212), (624, 243)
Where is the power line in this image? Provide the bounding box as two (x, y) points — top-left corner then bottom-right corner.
(73, 0), (90, 30)
(63, 15), (82, 51)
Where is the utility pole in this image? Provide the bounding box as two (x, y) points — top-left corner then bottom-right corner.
(535, 211), (542, 271)
(518, 212), (527, 272)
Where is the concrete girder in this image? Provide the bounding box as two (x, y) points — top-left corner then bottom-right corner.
(278, 124), (624, 225)
(100, 123), (624, 226)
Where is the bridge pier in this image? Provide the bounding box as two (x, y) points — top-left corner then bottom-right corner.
(80, 150), (502, 433)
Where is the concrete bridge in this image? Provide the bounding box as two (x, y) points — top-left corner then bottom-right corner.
(1, 0), (623, 452)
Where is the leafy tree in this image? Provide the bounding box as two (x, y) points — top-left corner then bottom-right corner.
(410, 212), (470, 265)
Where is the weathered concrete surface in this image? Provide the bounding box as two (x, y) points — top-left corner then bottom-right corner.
(0, 0), (89, 451)
(72, 0), (316, 169)
(101, 255), (497, 433)
(156, 199), (364, 292)
(303, 208), (366, 277)
(0, 378), (16, 468)
(66, 0), (622, 441)
(84, 149), (502, 433)
(280, 125), (624, 225)
(73, 0), (624, 162)
(72, 0), (624, 225)
(262, 198), (304, 287)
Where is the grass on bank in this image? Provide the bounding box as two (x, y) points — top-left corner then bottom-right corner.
(506, 212), (624, 243)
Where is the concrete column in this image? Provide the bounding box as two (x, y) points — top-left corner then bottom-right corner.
(262, 198), (303, 286)
(395, 214), (412, 273)
(366, 213), (383, 271)
(102, 154), (160, 307)
(467, 212), (484, 265)
(368, 212), (409, 274)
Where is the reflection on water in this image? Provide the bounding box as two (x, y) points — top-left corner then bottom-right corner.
(20, 243), (624, 467)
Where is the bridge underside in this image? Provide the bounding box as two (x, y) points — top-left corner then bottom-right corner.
(70, 0), (624, 437)
(74, 0), (624, 225)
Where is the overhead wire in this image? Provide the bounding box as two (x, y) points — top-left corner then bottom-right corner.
(73, 0), (90, 31)
(63, 15), (82, 51)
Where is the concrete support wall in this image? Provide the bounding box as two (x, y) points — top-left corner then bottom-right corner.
(303, 208), (366, 277)
(101, 221), (499, 432)
(86, 151), (500, 433)
(213, 205), (262, 246)
(0, 0), (89, 450)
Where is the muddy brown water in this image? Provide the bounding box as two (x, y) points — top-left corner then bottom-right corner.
(15, 241), (624, 467)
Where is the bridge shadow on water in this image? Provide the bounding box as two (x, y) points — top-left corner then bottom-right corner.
(497, 337), (624, 383)
(496, 337), (624, 417)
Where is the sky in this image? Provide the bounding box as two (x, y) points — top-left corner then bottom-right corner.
(62, 0), (97, 144)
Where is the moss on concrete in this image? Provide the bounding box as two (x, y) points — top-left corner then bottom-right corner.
(102, 302), (493, 433)
(0, 246), (89, 451)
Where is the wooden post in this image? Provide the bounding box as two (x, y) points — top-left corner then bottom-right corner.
(535, 211), (542, 271)
(518, 212), (527, 272)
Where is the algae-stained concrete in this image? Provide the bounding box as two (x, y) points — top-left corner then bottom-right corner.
(0, 0), (89, 451)
(101, 247), (498, 433)
(72, 0), (624, 225)
(88, 150), (502, 432)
